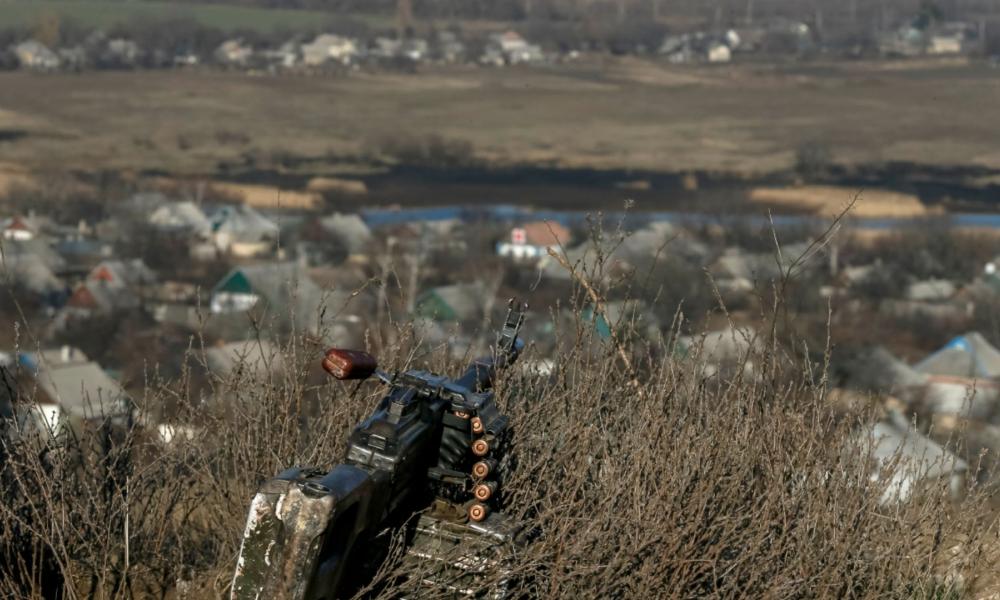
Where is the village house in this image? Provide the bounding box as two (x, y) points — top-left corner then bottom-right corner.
(415, 282), (487, 324)
(208, 204), (280, 257)
(14, 347), (130, 435)
(86, 259), (157, 291)
(302, 34), (358, 66)
(659, 31), (738, 64)
(5, 254), (64, 300)
(482, 31), (543, 65)
(496, 221), (571, 261)
(676, 325), (762, 378)
(583, 300), (661, 343)
(209, 262), (363, 336)
(215, 39), (254, 67)
(149, 201), (212, 235)
(401, 38), (430, 62)
(854, 410), (967, 505)
(914, 332), (1000, 380)
(435, 31), (466, 63)
(104, 38), (141, 67)
(206, 339), (285, 380)
(319, 212), (373, 260)
(261, 41), (298, 69)
(1, 215), (41, 241)
(12, 40), (60, 71)
(62, 279), (140, 319)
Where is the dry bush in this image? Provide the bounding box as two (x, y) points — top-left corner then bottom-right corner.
(1, 240), (999, 599)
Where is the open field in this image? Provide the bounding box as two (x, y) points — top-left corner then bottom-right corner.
(1, 57), (1000, 194)
(0, 0), (377, 32)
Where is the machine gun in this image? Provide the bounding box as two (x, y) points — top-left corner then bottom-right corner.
(231, 300), (529, 599)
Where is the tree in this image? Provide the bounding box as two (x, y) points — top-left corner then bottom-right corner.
(33, 11), (60, 48)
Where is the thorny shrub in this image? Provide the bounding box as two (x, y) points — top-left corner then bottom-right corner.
(1, 229), (999, 600)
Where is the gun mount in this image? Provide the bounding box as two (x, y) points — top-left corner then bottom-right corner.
(231, 300), (529, 599)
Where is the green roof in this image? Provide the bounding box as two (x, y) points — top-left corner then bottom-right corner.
(216, 270), (254, 295)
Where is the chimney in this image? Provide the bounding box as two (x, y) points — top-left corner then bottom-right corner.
(60, 345), (72, 363)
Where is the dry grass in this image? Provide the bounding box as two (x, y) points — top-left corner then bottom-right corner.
(749, 185), (934, 219)
(1, 278), (999, 599)
(1, 58), (1000, 178)
(207, 182), (322, 211)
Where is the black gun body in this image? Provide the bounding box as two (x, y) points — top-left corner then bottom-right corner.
(233, 387), (457, 600)
(231, 299), (527, 600)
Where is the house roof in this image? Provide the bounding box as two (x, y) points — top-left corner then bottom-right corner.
(320, 213), (372, 255)
(4, 237), (65, 271)
(4, 254), (63, 294)
(906, 279), (956, 303)
(149, 201), (211, 233)
(4, 215), (38, 233)
(213, 262), (358, 333)
(677, 326), (760, 364)
(206, 340), (284, 379)
(122, 192), (169, 215)
(915, 333), (1000, 379)
(417, 282), (485, 323)
(843, 346), (928, 393)
(519, 221), (570, 247)
(88, 259), (157, 288)
(855, 411), (967, 504)
(209, 204), (279, 242)
(68, 280), (139, 312)
(19, 352), (129, 418)
(711, 250), (779, 282)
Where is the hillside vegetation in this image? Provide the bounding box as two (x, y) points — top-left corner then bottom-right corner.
(1, 264), (998, 599)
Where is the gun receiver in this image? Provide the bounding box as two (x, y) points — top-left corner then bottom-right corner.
(232, 299), (529, 599)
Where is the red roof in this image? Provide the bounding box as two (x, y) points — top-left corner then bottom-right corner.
(7, 216), (32, 231)
(67, 285), (98, 309)
(519, 221), (570, 247)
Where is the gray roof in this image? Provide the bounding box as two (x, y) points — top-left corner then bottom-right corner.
(149, 201), (211, 234)
(854, 411), (967, 504)
(320, 213), (372, 255)
(420, 282), (486, 323)
(3, 238), (65, 271)
(215, 262), (360, 334)
(123, 192), (169, 214)
(906, 279), (956, 302)
(206, 340), (284, 379)
(3, 254), (63, 294)
(915, 333), (1000, 379)
(710, 249), (782, 282)
(77, 279), (140, 312)
(210, 205), (279, 242)
(90, 259), (157, 288)
(843, 346), (929, 393)
(19, 353), (129, 419)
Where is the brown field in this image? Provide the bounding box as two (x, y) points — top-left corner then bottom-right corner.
(749, 185), (934, 218)
(0, 57), (999, 180)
